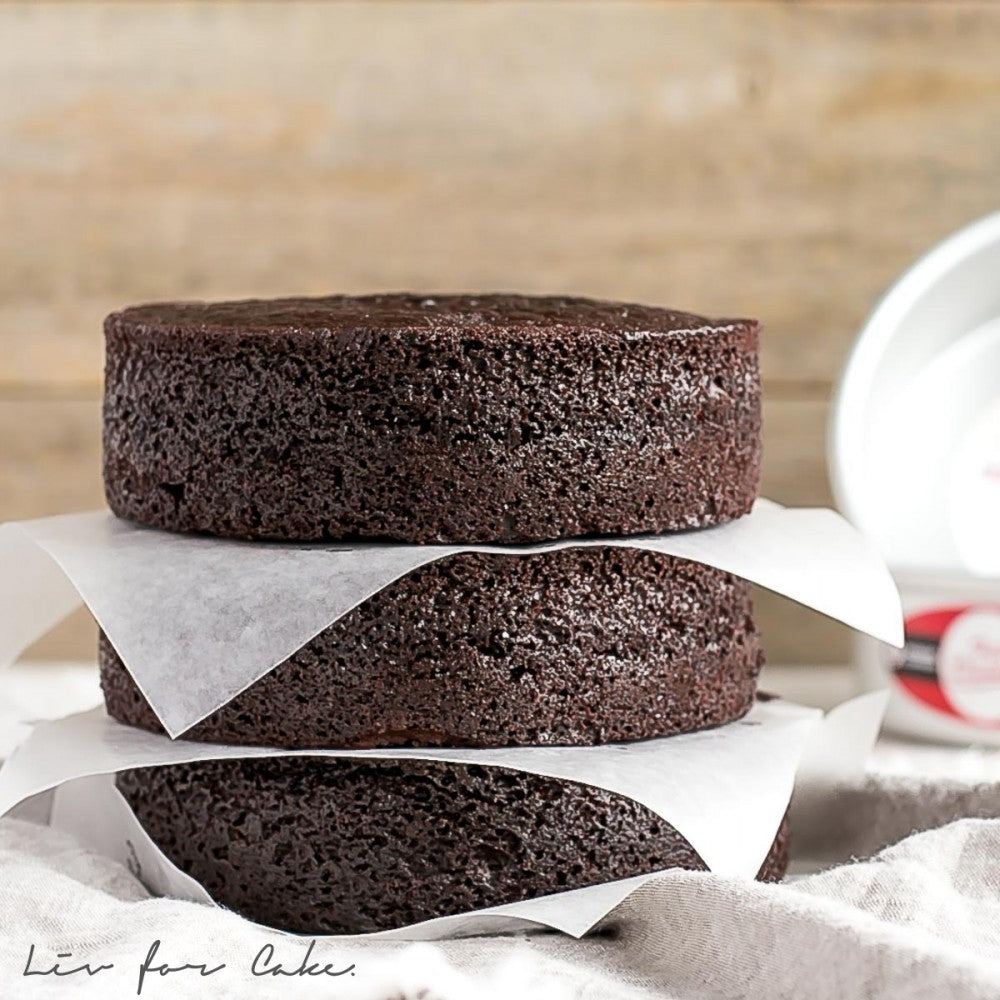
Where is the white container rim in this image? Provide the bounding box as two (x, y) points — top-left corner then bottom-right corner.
(829, 210), (1000, 540)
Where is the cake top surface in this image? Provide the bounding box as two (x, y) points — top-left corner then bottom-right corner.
(108, 293), (755, 339)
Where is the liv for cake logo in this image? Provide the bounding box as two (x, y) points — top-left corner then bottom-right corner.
(22, 939), (357, 994)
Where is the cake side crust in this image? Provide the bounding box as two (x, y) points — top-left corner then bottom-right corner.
(100, 547), (762, 748)
(116, 756), (789, 934)
(103, 293), (761, 543)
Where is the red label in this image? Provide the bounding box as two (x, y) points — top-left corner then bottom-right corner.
(893, 605), (1000, 727)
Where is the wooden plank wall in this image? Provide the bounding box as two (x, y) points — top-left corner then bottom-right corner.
(3, 2), (1000, 664)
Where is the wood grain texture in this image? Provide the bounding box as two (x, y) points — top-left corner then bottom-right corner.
(762, 396), (833, 509)
(4, 1), (994, 663)
(2, 2), (999, 392)
(0, 399), (103, 521)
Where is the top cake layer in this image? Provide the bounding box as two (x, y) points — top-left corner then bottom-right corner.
(103, 294), (761, 543)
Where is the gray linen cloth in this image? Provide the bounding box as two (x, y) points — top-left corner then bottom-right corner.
(2, 774), (1000, 1000)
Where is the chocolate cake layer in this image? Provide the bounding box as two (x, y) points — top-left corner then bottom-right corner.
(100, 548), (762, 748)
(116, 757), (789, 934)
(103, 294), (761, 543)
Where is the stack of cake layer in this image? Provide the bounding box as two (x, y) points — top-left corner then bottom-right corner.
(99, 294), (781, 933)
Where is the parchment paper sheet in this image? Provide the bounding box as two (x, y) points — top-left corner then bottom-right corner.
(0, 694), (887, 940)
(0, 501), (902, 737)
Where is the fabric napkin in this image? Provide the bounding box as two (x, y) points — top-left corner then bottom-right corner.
(3, 773), (1000, 999)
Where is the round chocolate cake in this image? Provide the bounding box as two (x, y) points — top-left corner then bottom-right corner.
(100, 548), (762, 748)
(116, 757), (789, 934)
(103, 294), (761, 543)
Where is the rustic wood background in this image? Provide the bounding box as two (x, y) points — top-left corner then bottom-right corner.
(3, 1), (999, 665)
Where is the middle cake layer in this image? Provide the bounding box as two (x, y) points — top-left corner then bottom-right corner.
(99, 547), (762, 748)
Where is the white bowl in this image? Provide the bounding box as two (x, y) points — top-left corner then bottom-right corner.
(830, 211), (1000, 573)
(832, 212), (1000, 742)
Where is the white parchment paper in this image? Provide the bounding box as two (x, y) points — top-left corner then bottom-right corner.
(1, 695), (887, 940)
(0, 502), (902, 738)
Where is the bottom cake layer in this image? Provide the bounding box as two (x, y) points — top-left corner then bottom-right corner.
(117, 757), (790, 934)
